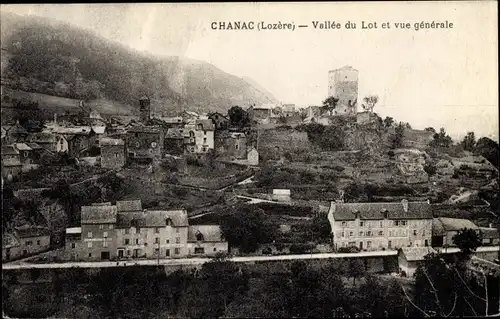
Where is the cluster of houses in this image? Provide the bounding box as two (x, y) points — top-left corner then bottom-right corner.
(63, 199), (228, 261)
(1, 96), (261, 182)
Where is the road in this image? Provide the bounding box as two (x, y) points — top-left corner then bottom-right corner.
(2, 250), (398, 270)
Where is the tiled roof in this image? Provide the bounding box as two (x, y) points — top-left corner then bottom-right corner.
(2, 233), (20, 248)
(26, 143), (42, 150)
(13, 143), (33, 151)
(100, 138), (125, 146)
(195, 119), (215, 131)
(91, 126), (106, 134)
(81, 205), (118, 224)
(188, 225), (224, 242)
(92, 202), (112, 206)
(437, 217), (479, 232)
(166, 128), (185, 139)
(400, 247), (437, 262)
(14, 225), (51, 238)
(162, 117), (184, 124)
(2, 157), (22, 167)
(53, 126), (93, 135)
(330, 201), (432, 221)
(479, 227), (499, 239)
(116, 210), (188, 228)
(127, 125), (162, 133)
(66, 227), (82, 234)
(116, 200), (143, 212)
(5, 122), (28, 135)
(1, 145), (19, 156)
(29, 132), (58, 144)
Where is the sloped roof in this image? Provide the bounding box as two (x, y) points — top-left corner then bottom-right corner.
(100, 138), (125, 146)
(66, 227), (82, 234)
(116, 200), (143, 212)
(14, 225), (51, 238)
(2, 233), (20, 248)
(479, 227), (499, 239)
(188, 225), (224, 242)
(5, 122), (28, 135)
(53, 126), (93, 135)
(2, 157), (22, 167)
(437, 217), (479, 232)
(330, 201), (432, 221)
(127, 125), (161, 134)
(92, 126), (106, 134)
(162, 117), (184, 124)
(116, 209), (188, 228)
(230, 132), (246, 138)
(26, 143), (42, 150)
(81, 205), (118, 224)
(13, 143), (32, 151)
(195, 119), (215, 131)
(29, 132), (57, 144)
(400, 247), (437, 262)
(166, 128), (185, 139)
(2, 145), (19, 156)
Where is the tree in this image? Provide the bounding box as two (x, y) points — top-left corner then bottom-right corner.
(425, 127), (436, 133)
(430, 127), (453, 149)
(310, 213), (332, 243)
(322, 96), (339, 115)
(228, 106), (250, 128)
(391, 122), (405, 149)
(474, 137), (499, 168)
(383, 116), (394, 128)
(220, 205), (278, 253)
(452, 228), (482, 259)
(361, 95), (379, 113)
(461, 132), (476, 152)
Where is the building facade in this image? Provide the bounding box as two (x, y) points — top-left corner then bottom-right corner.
(100, 138), (126, 169)
(125, 126), (164, 162)
(184, 119), (215, 154)
(2, 226), (51, 262)
(432, 217), (481, 247)
(328, 199), (433, 251)
(327, 66), (358, 116)
(66, 200), (227, 261)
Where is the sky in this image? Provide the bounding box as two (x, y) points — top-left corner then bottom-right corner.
(1, 2), (498, 141)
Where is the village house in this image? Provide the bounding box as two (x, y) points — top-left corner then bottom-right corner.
(1, 145), (22, 181)
(100, 138), (126, 170)
(208, 112), (230, 130)
(28, 132), (68, 153)
(217, 132), (247, 160)
(327, 199), (433, 251)
(187, 225), (228, 256)
(12, 143), (40, 172)
(479, 225), (500, 246)
(431, 217), (481, 248)
(125, 125), (164, 164)
(397, 246), (437, 277)
(161, 116), (185, 128)
(64, 227), (82, 261)
(66, 200), (227, 261)
(164, 128), (185, 156)
(52, 126), (98, 157)
(247, 104), (275, 121)
(2, 226), (51, 262)
(184, 119), (215, 154)
(2, 120), (29, 143)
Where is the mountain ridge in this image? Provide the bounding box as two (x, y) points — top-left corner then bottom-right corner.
(0, 11), (277, 116)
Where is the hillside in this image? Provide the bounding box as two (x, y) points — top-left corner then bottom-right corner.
(0, 12), (276, 116)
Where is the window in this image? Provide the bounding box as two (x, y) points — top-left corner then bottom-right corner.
(360, 221), (364, 227)
(235, 144), (239, 150)
(154, 248), (159, 255)
(71, 243), (76, 249)
(166, 239), (170, 244)
(379, 221), (383, 227)
(213, 248), (217, 252)
(203, 137), (207, 144)
(25, 240), (33, 246)
(176, 237), (180, 244)
(89, 253), (92, 258)
(37, 240), (40, 245)
(402, 221), (407, 226)
(136, 228), (141, 234)
(88, 242), (93, 248)
(194, 247), (205, 254)
(166, 249), (170, 256)
(99, 225), (104, 230)
(341, 231), (345, 237)
(204, 131), (207, 136)
(359, 231), (364, 236)
(88, 232), (93, 238)
(155, 238), (159, 244)
(125, 239), (130, 245)
(388, 241), (392, 249)
(366, 231), (372, 236)
(341, 222), (346, 227)
(349, 231), (353, 237)
(423, 230), (426, 236)
(176, 228), (180, 233)
(155, 227), (160, 234)
(394, 221), (399, 227)
(103, 241), (108, 248)
(174, 248), (180, 255)
(125, 228), (130, 235)
(127, 250), (131, 256)
(135, 239), (139, 245)
(378, 231), (383, 236)
(367, 241), (372, 248)
(109, 225), (113, 230)
(424, 240), (429, 247)
(413, 230), (417, 236)
(103, 231), (108, 238)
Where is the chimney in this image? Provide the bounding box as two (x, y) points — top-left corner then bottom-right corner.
(401, 199), (409, 212)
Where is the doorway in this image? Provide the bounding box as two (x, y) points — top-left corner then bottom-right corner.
(118, 249), (124, 258)
(101, 251), (110, 260)
(359, 242), (363, 250)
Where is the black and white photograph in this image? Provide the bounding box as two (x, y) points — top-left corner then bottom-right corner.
(1, 2), (499, 318)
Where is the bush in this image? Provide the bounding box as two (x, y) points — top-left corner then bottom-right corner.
(289, 243), (315, 254)
(338, 246), (360, 253)
(423, 163), (437, 176)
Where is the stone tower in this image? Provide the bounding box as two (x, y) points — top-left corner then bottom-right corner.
(327, 66), (359, 116)
(139, 95), (151, 123)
